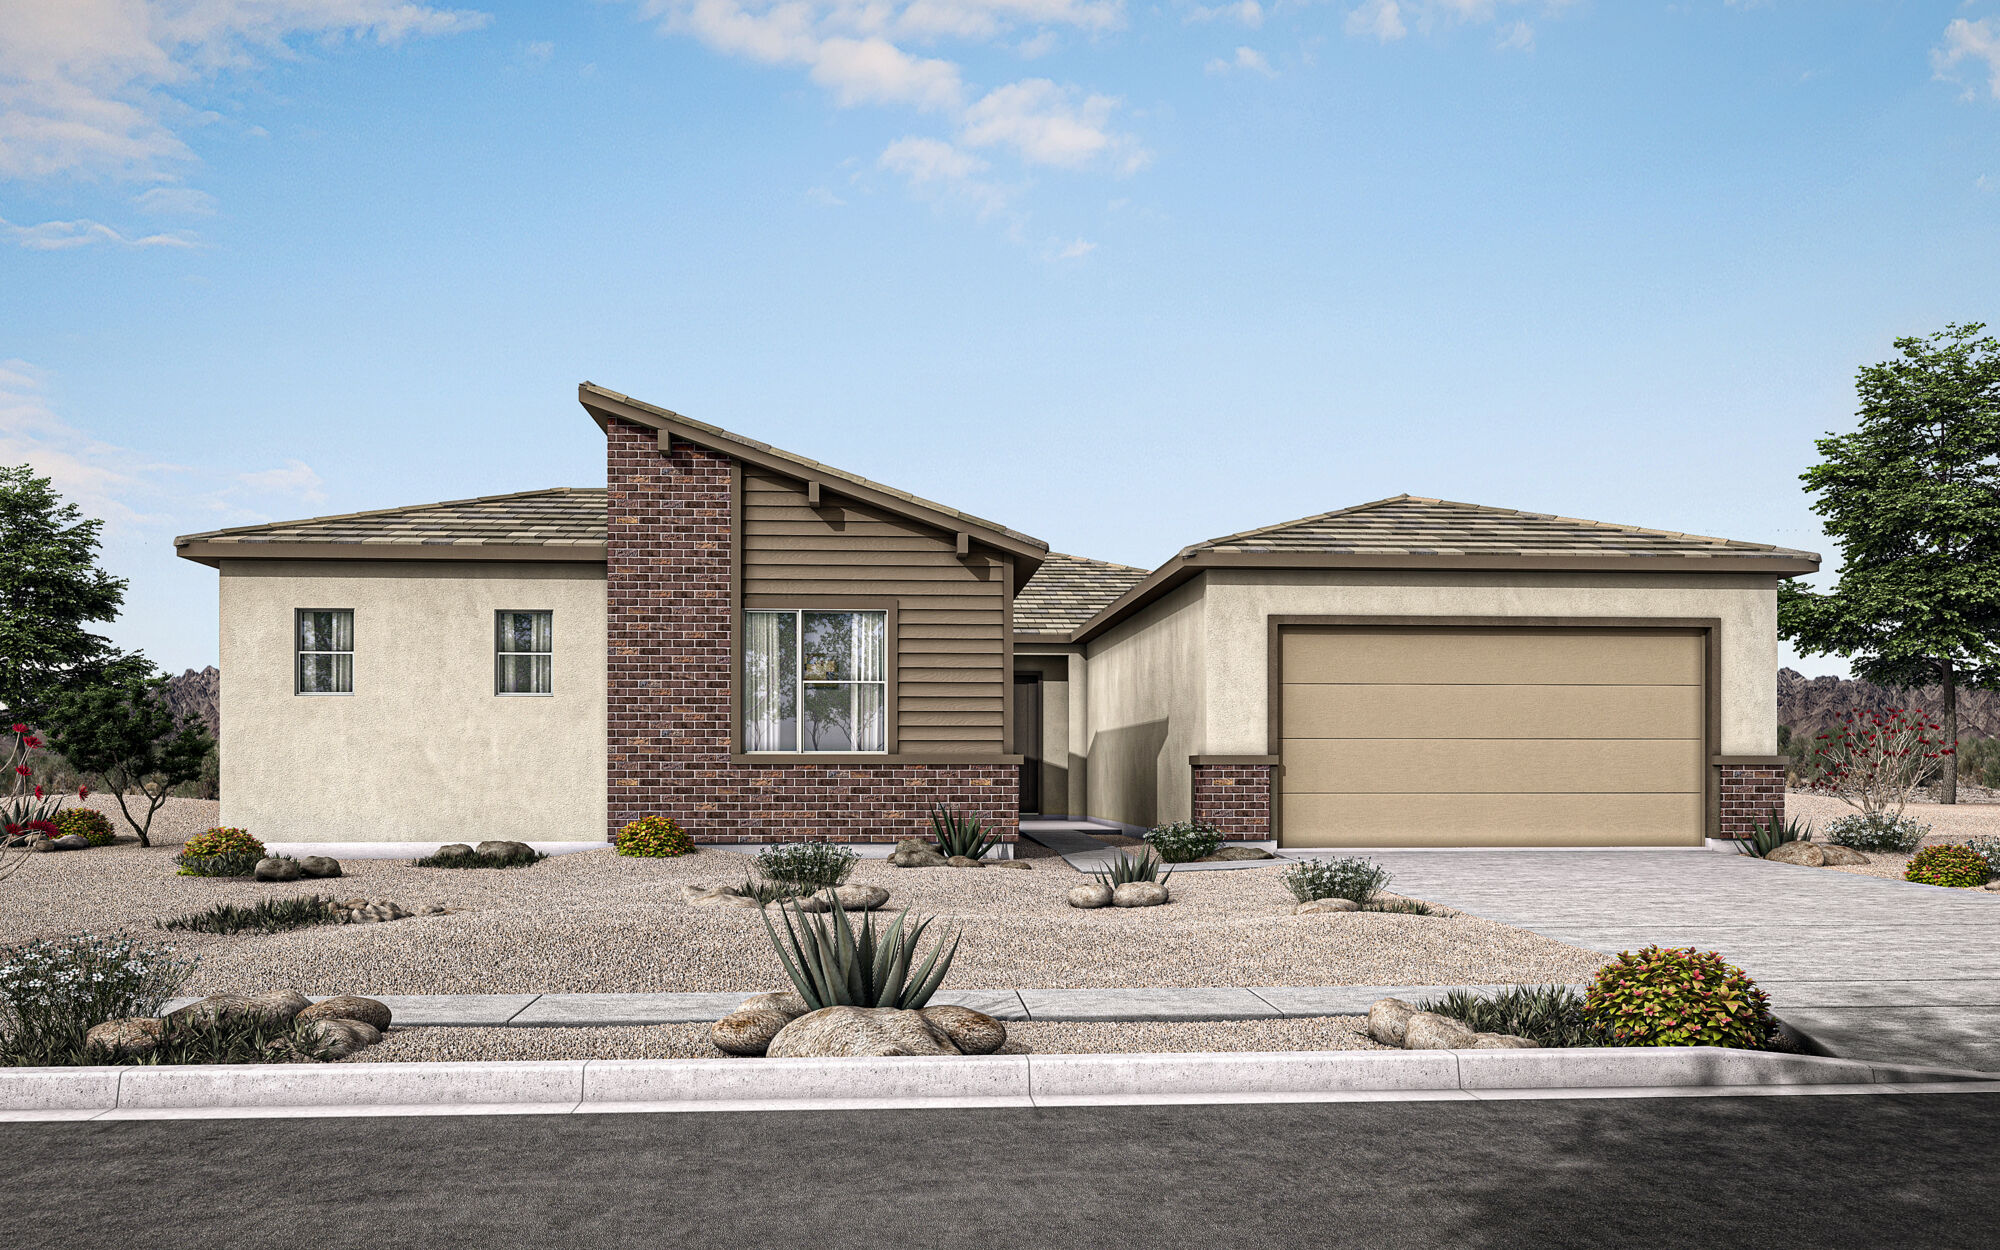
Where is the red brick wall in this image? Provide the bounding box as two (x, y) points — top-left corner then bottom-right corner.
(604, 417), (1019, 845)
(1190, 763), (1273, 840)
(1718, 763), (1787, 840)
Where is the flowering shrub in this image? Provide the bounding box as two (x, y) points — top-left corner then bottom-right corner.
(1904, 844), (1993, 889)
(54, 808), (116, 847)
(1283, 857), (1390, 903)
(617, 816), (694, 858)
(0, 932), (192, 1064)
(1582, 945), (1773, 1050)
(1965, 837), (2000, 878)
(1822, 812), (1929, 854)
(1807, 708), (1954, 819)
(1144, 821), (1224, 863)
(3, 724), (67, 871)
(176, 827), (265, 877)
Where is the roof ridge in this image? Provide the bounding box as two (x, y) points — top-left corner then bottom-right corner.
(174, 486), (597, 545)
(1187, 495), (1420, 553)
(1043, 550), (1150, 573)
(1197, 494), (1800, 555)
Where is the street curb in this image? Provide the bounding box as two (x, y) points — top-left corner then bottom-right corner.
(3, 1047), (1996, 1122)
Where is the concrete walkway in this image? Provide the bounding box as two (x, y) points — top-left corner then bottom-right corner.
(1018, 821), (1282, 872)
(1353, 848), (2000, 1072)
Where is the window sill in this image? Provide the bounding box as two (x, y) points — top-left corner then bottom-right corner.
(496, 693), (556, 698)
(731, 753), (1025, 766)
(295, 692), (354, 697)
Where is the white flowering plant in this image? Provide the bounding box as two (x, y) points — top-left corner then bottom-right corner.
(0, 932), (192, 1063)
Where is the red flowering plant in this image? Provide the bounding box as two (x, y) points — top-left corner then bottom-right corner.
(1807, 707), (1955, 821)
(4, 723), (69, 841)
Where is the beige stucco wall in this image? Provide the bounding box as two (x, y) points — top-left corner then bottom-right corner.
(218, 559), (607, 842)
(1083, 579), (1207, 828)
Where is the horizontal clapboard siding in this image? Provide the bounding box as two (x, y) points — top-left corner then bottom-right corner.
(742, 470), (1008, 753)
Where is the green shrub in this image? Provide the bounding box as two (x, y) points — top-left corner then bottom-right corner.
(1822, 812), (1928, 853)
(1582, 945), (1773, 1049)
(617, 816), (693, 858)
(1903, 844), (1992, 888)
(762, 896), (959, 1011)
(756, 842), (858, 890)
(1965, 837), (2000, 878)
(1144, 821), (1223, 863)
(0, 932), (192, 1064)
(158, 896), (340, 935)
(1093, 848), (1172, 887)
(175, 827), (265, 877)
(1418, 985), (1610, 1048)
(930, 807), (998, 860)
(1283, 857), (1389, 904)
(19, 1013), (339, 1068)
(414, 846), (545, 869)
(53, 807), (117, 847)
(1360, 898), (1435, 915)
(1736, 808), (1814, 858)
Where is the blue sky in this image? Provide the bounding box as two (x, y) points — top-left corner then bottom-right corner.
(4, 1), (1999, 677)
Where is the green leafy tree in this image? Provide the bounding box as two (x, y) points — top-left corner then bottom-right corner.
(1779, 323), (2000, 804)
(47, 668), (213, 848)
(0, 465), (131, 728)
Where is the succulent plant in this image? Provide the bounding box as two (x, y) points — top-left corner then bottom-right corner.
(761, 894), (959, 1011)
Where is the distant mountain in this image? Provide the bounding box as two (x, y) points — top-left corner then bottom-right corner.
(1778, 667), (2000, 741)
(165, 666), (220, 739)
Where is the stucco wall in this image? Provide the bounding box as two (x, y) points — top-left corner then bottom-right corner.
(1198, 568), (1781, 756)
(218, 559), (607, 842)
(1083, 579), (1207, 828)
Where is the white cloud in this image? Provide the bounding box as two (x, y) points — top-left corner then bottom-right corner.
(1343, 0), (1572, 46)
(1, 215), (195, 250)
(1496, 19), (1533, 51)
(960, 78), (1142, 169)
(1936, 18), (2000, 100)
(1052, 236), (1095, 259)
(1188, 1), (1262, 28)
(1016, 30), (1059, 58)
(521, 39), (555, 66)
(0, 1), (492, 182)
(132, 185), (217, 216)
(236, 459), (326, 505)
(1206, 46), (1274, 76)
(805, 184), (847, 205)
(810, 36), (964, 108)
(1345, 0), (1406, 42)
(877, 135), (1013, 217)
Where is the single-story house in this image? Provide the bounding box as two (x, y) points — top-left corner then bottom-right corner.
(175, 384), (1818, 851)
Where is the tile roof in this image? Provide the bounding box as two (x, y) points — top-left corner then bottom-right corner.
(1015, 552), (1150, 633)
(1189, 495), (1819, 563)
(175, 488), (607, 550)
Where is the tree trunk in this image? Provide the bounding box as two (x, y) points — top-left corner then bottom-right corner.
(1941, 657), (1958, 805)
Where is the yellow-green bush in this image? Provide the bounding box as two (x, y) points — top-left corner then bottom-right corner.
(617, 816), (693, 858)
(1582, 945), (1773, 1049)
(54, 807), (117, 847)
(176, 827), (265, 877)
(1904, 844), (1992, 888)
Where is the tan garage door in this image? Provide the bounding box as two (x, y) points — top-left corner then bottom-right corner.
(1278, 626), (1705, 848)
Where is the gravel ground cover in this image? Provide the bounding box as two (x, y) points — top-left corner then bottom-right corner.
(1785, 793), (2000, 883)
(352, 1016), (1388, 1062)
(2, 798), (1607, 995)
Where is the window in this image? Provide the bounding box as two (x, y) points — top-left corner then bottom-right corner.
(496, 610), (554, 695)
(296, 609), (353, 694)
(743, 610), (887, 752)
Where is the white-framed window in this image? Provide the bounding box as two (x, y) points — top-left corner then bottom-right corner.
(496, 610), (554, 695)
(743, 609), (887, 752)
(296, 609), (354, 695)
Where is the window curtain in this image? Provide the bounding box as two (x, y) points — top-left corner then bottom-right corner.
(297, 610), (353, 694)
(743, 611), (798, 750)
(495, 611), (553, 694)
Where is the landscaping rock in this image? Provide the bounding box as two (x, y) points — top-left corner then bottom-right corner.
(739, 991), (810, 1018)
(712, 1007), (802, 1056)
(920, 1005), (1007, 1055)
(475, 840), (535, 862)
(988, 859), (1033, 870)
(1112, 882), (1171, 908)
(297, 995), (393, 1031)
(27, 837), (52, 852)
(1067, 883), (1113, 909)
(299, 855), (343, 878)
(1764, 842), (1825, 867)
(1294, 897), (1360, 915)
(682, 884), (762, 910)
(946, 855), (984, 868)
(305, 1017), (382, 1058)
(254, 856), (304, 882)
(170, 989), (311, 1028)
(437, 844), (473, 857)
(890, 839), (948, 868)
(1818, 845), (1869, 866)
(1203, 846), (1275, 861)
(765, 1006), (961, 1058)
(1985, 880), (2000, 892)
(86, 1017), (163, 1059)
(1471, 1033), (1540, 1049)
(1366, 998), (1418, 1046)
(52, 833), (89, 851)
(1401, 1011), (1479, 1051)
(794, 884), (892, 913)
(335, 900), (412, 924)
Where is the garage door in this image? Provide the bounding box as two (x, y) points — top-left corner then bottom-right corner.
(1278, 626), (1705, 847)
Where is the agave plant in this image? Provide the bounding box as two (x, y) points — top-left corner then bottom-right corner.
(1737, 808), (1814, 858)
(930, 806), (998, 861)
(1093, 848), (1172, 888)
(737, 876), (808, 907)
(761, 895), (960, 1011)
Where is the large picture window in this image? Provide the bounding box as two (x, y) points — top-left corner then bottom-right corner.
(743, 609), (887, 752)
(496, 610), (554, 695)
(296, 609), (354, 694)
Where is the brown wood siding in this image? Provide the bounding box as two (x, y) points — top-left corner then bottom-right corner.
(741, 471), (1007, 753)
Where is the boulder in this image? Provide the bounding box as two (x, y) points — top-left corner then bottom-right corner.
(1067, 883), (1113, 909)
(1112, 881), (1170, 908)
(52, 833), (89, 851)
(682, 883), (762, 910)
(299, 855), (343, 878)
(712, 1007), (803, 1056)
(889, 839), (948, 868)
(1986, 880), (2000, 893)
(1819, 845), (1870, 866)
(254, 856), (304, 882)
(1402, 1011), (1479, 1051)
(1366, 998), (1418, 1047)
(920, 1005), (1007, 1055)
(794, 884), (892, 913)
(475, 840), (535, 862)
(27, 837), (52, 852)
(1764, 841), (1825, 867)
(336, 901), (411, 924)
(1294, 897), (1360, 915)
(945, 855), (984, 868)
(170, 989), (311, 1028)
(86, 1017), (163, 1059)
(304, 1017), (381, 1059)
(765, 1006), (961, 1058)
(988, 859), (1033, 870)
(1204, 846), (1275, 861)
(437, 844), (474, 857)
(1471, 1033), (1540, 1049)
(297, 995), (393, 1031)
(739, 991), (810, 1018)
(415, 904), (450, 915)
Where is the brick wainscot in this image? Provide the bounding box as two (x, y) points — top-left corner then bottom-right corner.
(1717, 762), (1787, 841)
(1189, 760), (1275, 841)
(603, 417), (1020, 846)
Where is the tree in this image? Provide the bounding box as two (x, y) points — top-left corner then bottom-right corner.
(0, 465), (131, 729)
(47, 668), (213, 848)
(1779, 323), (2000, 804)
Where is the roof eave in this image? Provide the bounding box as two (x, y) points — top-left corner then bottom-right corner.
(174, 540), (609, 568)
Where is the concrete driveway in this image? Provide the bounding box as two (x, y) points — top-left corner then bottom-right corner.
(1347, 848), (2000, 1072)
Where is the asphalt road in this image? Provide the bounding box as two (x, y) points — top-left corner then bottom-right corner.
(6, 1094), (1995, 1249)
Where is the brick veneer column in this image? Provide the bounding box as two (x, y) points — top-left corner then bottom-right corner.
(604, 417), (1019, 845)
(1189, 763), (1274, 841)
(1717, 763), (1787, 840)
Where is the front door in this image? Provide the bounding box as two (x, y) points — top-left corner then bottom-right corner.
(1013, 674), (1042, 815)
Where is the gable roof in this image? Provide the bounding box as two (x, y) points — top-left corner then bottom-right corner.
(175, 488), (607, 565)
(1014, 552), (1150, 635)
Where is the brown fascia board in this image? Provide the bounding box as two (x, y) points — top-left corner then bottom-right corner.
(1063, 547), (1823, 645)
(579, 383), (1047, 591)
(175, 540), (607, 568)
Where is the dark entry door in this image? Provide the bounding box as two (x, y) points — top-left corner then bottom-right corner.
(1013, 675), (1042, 815)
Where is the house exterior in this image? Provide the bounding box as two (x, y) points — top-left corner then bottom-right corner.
(175, 384), (1818, 851)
